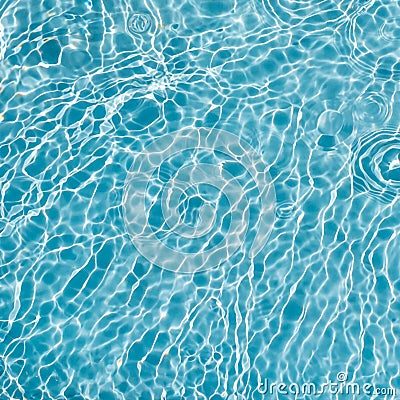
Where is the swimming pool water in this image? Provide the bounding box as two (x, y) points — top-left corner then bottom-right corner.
(1, 0), (400, 398)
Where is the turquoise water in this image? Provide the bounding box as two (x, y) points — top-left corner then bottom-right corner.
(1, 0), (400, 398)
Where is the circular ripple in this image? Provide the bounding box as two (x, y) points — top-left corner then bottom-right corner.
(353, 90), (390, 125)
(0, 21), (5, 61)
(317, 110), (344, 136)
(253, 0), (346, 27)
(123, 128), (276, 273)
(275, 202), (296, 219)
(352, 128), (400, 203)
(334, 2), (400, 79)
(127, 13), (152, 35)
(193, 0), (236, 17)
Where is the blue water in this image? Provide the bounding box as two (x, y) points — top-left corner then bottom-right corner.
(1, 0), (400, 398)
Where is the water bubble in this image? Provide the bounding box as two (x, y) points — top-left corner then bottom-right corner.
(317, 110), (344, 136)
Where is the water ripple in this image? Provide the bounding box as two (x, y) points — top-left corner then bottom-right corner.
(127, 13), (152, 35)
(299, 97), (354, 151)
(0, 0), (399, 397)
(123, 128), (276, 273)
(334, 1), (400, 79)
(352, 127), (400, 203)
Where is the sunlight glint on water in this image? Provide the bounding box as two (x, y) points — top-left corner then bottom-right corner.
(0, 0), (400, 398)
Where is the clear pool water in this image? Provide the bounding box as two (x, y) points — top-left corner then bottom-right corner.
(1, 0), (400, 398)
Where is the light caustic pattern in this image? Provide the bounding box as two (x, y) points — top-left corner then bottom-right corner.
(123, 128), (275, 273)
(252, 0), (352, 28)
(334, 0), (400, 79)
(1, 0), (400, 398)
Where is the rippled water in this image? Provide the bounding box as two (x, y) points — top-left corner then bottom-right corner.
(1, 0), (400, 398)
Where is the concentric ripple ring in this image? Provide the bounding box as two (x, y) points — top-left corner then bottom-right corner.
(123, 128), (276, 273)
(334, 2), (400, 79)
(352, 128), (400, 203)
(127, 13), (152, 35)
(253, 0), (346, 28)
